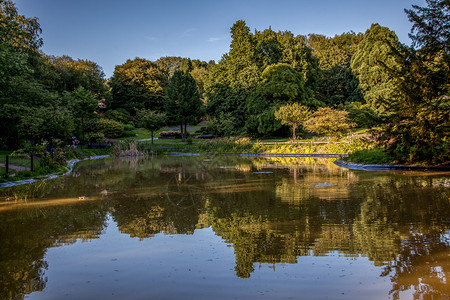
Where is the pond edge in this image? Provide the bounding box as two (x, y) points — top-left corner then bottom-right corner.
(334, 159), (450, 171)
(167, 152), (348, 158)
(0, 155), (110, 188)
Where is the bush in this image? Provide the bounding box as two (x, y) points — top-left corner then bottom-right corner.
(159, 131), (183, 139)
(85, 132), (105, 143)
(83, 119), (99, 133)
(343, 102), (380, 128)
(197, 137), (253, 153)
(345, 148), (395, 164)
(123, 123), (135, 131)
(305, 107), (356, 137)
(106, 109), (131, 124)
(98, 119), (124, 138)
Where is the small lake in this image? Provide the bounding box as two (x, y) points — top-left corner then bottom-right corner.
(0, 156), (449, 299)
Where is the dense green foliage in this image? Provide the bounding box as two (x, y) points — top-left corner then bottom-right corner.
(204, 21), (321, 137)
(344, 149), (395, 165)
(376, 0), (450, 163)
(136, 109), (167, 144)
(274, 103), (310, 139)
(0, 1), (110, 150)
(350, 24), (402, 113)
(109, 58), (167, 113)
(165, 70), (203, 141)
(308, 33), (365, 108)
(0, 1), (447, 164)
(305, 107), (355, 137)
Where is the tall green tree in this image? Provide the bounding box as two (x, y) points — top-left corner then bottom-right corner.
(165, 70), (203, 141)
(0, 0), (110, 150)
(47, 55), (108, 97)
(155, 56), (182, 80)
(308, 34), (347, 69)
(377, 1), (450, 163)
(405, 0), (450, 56)
(227, 20), (259, 88)
(260, 63), (306, 103)
(204, 22), (322, 137)
(0, 0), (43, 51)
(350, 24), (402, 113)
(18, 106), (74, 146)
(63, 87), (99, 143)
(308, 32), (363, 69)
(316, 66), (364, 107)
(110, 58), (167, 114)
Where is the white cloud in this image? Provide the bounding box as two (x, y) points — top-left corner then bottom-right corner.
(208, 37), (224, 42)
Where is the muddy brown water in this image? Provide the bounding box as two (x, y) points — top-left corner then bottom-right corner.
(0, 156), (449, 299)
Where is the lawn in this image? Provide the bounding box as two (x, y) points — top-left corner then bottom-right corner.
(0, 166), (13, 175)
(115, 124), (206, 142)
(0, 150), (11, 163)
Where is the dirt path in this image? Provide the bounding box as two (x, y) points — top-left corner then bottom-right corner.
(0, 163), (30, 172)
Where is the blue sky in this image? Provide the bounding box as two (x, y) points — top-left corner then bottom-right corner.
(15, 0), (426, 78)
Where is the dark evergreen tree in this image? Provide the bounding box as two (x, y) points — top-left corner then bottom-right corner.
(405, 0), (450, 56)
(165, 70), (203, 141)
(377, 1), (450, 163)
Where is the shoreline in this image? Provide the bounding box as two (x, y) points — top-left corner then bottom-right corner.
(2, 154), (448, 188)
(0, 155), (110, 188)
(167, 152), (348, 158)
(334, 159), (450, 171)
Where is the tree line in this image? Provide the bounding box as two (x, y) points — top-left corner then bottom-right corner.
(0, 0), (448, 163)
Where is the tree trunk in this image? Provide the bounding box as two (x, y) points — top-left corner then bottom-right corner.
(180, 123), (185, 142)
(151, 131), (154, 145)
(292, 124), (297, 140)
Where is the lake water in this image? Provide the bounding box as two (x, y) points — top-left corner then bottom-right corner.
(0, 156), (449, 299)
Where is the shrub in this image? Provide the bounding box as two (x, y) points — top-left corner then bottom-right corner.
(106, 109), (131, 124)
(85, 132), (105, 143)
(123, 123), (135, 131)
(305, 107), (356, 137)
(197, 137), (253, 153)
(345, 148), (395, 164)
(343, 102), (380, 128)
(159, 131), (183, 139)
(98, 119), (124, 138)
(83, 119), (99, 133)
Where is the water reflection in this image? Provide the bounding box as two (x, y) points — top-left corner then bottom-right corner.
(0, 156), (449, 299)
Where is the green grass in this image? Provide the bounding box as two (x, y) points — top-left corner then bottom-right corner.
(115, 128), (152, 141)
(344, 148), (395, 165)
(7, 157), (39, 168)
(115, 124), (206, 142)
(0, 165), (69, 183)
(0, 150), (43, 168)
(0, 166), (13, 175)
(0, 150), (12, 163)
(77, 148), (111, 156)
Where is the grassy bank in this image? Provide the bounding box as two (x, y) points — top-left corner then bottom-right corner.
(343, 149), (396, 165)
(0, 146), (112, 184)
(194, 137), (372, 155)
(0, 132), (376, 184)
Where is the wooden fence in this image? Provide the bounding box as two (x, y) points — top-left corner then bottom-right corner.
(1, 153), (39, 175)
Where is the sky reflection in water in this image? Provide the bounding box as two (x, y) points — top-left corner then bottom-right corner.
(0, 156), (449, 299)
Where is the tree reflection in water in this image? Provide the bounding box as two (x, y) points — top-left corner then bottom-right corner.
(0, 156), (448, 299)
